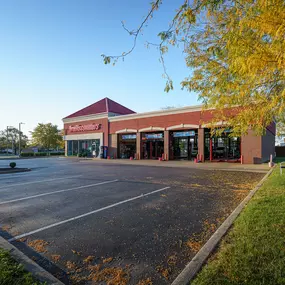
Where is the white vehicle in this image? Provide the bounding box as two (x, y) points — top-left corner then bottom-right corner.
(0, 149), (13, 154)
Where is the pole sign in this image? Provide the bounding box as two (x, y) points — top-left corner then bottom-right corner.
(69, 124), (101, 133)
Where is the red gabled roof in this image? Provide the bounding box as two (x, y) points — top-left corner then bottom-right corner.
(64, 97), (136, 119)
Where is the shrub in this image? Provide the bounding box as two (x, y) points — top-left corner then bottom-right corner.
(34, 152), (47, 156)
(78, 151), (88, 158)
(9, 162), (16, 168)
(21, 152), (34, 157)
(0, 248), (44, 285)
(50, 152), (65, 156)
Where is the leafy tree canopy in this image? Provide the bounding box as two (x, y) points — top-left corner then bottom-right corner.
(0, 128), (28, 151)
(102, 0), (285, 136)
(31, 123), (62, 150)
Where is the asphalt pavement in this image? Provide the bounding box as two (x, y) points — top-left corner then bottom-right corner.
(0, 158), (264, 284)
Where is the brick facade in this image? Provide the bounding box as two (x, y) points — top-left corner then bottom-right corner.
(63, 100), (275, 164)
(109, 110), (213, 134)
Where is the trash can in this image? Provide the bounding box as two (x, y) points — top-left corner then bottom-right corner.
(100, 146), (104, 159)
(103, 146), (108, 159)
(100, 146), (108, 159)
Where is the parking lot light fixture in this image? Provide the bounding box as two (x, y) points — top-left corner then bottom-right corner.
(19, 122), (25, 156)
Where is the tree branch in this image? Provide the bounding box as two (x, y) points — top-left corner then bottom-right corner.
(101, 0), (162, 64)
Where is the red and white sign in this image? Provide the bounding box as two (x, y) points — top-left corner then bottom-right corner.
(69, 124), (101, 132)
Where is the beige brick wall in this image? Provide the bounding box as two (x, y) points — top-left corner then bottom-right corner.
(108, 134), (118, 158)
(136, 132), (142, 160)
(241, 130), (262, 164)
(198, 128), (205, 161)
(164, 131), (169, 160)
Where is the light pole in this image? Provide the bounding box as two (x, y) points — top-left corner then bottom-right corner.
(19, 122), (25, 156)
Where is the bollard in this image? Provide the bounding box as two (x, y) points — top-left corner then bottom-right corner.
(268, 154), (274, 167)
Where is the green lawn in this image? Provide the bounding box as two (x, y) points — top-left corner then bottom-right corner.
(192, 167), (285, 285)
(0, 248), (44, 285)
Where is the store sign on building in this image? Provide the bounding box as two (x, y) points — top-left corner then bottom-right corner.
(173, 131), (196, 137)
(122, 134), (137, 140)
(69, 124), (101, 133)
(144, 133), (163, 139)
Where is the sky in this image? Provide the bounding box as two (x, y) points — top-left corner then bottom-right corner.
(0, 0), (199, 136)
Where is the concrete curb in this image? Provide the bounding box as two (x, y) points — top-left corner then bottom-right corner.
(171, 167), (275, 285)
(0, 236), (64, 285)
(0, 168), (31, 174)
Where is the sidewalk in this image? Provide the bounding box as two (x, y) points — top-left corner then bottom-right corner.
(78, 158), (270, 173)
(0, 155), (19, 160)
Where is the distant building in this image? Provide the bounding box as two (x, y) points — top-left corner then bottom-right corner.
(21, 146), (39, 153)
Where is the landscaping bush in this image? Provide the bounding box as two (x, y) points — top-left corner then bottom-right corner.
(34, 152), (47, 156)
(78, 151), (88, 158)
(0, 248), (44, 285)
(20, 152), (34, 157)
(50, 152), (65, 156)
(9, 162), (16, 168)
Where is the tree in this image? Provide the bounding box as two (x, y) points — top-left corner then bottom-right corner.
(31, 123), (63, 152)
(0, 134), (6, 150)
(102, 0), (285, 136)
(0, 128), (28, 154)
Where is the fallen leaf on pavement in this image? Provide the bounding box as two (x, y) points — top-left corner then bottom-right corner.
(83, 255), (95, 263)
(103, 257), (113, 263)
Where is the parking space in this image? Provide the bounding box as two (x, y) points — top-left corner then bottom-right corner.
(0, 158), (264, 284)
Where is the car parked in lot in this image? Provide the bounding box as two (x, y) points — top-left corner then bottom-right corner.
(0, 149), (13, 154)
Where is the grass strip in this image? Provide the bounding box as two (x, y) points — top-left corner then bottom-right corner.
(192, 167), (285, 285)
(0, 248), (44, 285)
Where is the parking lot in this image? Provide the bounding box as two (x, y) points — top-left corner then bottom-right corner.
(0, 158), (264, 284)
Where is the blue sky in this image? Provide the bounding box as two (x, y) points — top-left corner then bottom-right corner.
(0, 0), (199, 135)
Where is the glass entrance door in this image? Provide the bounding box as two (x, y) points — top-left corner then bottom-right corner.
(92, 139), (100, 158)
(143, 141), (164, 159)
(173, 138), (189, 159)
(142, 132), (164, 159)
(173, 137), (195, 160)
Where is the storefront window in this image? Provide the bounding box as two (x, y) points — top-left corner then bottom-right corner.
(67, 141), (73, 156)
(118, 134), (136, 159)
(67, 139), (100, 157)
(204, 130), (210, 160)
(170, 130), (198, 160)
(72, 141), (79, 156)
(204, 128), (241, 161)
(78, 140), (100, 157)
(142, 132), (164, 159)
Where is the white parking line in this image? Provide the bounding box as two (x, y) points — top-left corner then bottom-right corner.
(0, 171), (62, 179)
(0, 175), (82, 190)
(8, 186), (170, 242)
(0, 179), (118, 205)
